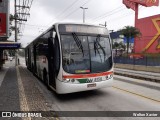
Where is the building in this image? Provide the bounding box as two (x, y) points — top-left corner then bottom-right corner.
(135, 14), (160, 53)
(110, 31), (123, 44)
(0, 0), (10, 39)
(0, 0), (21, 68)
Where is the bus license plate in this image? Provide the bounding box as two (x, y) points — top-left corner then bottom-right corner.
(87, 83), (96, 88)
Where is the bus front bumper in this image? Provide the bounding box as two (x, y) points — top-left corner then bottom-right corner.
(56, 78), (113, 94)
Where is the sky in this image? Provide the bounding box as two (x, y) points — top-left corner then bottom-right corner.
(9, 0), (160, 47)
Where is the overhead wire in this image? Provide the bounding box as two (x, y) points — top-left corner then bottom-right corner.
(19, 0), (93, 39)
(45, 0), (81, 26)
(15, 0), (34, 40)
(60, 0), (92, 22)
(19, 1), (149, 39)
(55, 0), (81, 19)
(17, 0), (27, 33)
(88, 5), (124, 22)
(91, 7), (128, 24)
(107, 5), (145, 24)
(90, 4), (145, 27)
(20, 0), (30, 32)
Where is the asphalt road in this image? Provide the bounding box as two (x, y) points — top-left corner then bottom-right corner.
(1, 57), (160, 120)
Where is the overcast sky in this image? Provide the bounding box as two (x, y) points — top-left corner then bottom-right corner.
(9, 0), (160, 47)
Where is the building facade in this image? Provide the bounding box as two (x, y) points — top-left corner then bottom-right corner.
(135, 14), (160, 53)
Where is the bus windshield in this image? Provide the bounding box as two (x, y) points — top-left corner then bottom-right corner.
(61, 34), (112, 74)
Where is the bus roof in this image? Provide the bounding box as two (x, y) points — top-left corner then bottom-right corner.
(26, 23), (108, 48)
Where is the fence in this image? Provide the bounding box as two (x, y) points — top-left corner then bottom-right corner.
(114, 56), (160, 66)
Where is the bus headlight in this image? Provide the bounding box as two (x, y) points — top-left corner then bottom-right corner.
(63, 78), (75, 83)
(62, 78), (79, 83)
(64, 78), (70, 82)
(71, 79), (75, 83)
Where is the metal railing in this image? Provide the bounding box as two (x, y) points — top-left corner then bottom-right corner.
(114, 56), (160, 66)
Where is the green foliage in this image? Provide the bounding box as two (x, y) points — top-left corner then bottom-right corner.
(9, 14), (15, 36)
(119, 26), (141, 54)
(113, 42), (119, 48)
(119, 26), (141, 39)
(10, 14), (14, 23)
(113, 42), (126, 50)
(8, 50), (15, 56)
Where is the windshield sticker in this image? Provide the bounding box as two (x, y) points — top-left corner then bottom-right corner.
(75, 70), (90, 73)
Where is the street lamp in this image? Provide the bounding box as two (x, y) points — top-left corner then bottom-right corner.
(80, 7), (88, 23)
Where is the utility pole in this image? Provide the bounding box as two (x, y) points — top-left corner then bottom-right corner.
(14, 0), (17, 43)
(99, 21), (107, 27)
(15, 0), (18, 66)
(80, 7), (88, 23)
(109, 30), (114, 48)
(14, 0), (30, 66)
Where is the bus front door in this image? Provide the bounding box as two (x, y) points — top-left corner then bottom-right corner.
(48, 37), (56, 89)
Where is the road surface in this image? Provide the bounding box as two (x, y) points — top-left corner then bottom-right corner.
(0, 57), (159, 120)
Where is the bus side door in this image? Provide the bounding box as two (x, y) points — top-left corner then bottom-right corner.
(48, 35), (56, 89)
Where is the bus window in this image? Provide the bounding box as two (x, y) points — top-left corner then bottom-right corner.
(61, 34), (112, 74)
(61, 35), (90, 74)
(88, 36), (112, 73)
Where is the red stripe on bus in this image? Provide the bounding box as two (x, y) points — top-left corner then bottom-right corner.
(63, 71), (113, 79)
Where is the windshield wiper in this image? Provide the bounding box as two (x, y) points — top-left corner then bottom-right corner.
(94, 35), (106, 62)
(94, 37), (102, 62)
(72, 33), (84, 56)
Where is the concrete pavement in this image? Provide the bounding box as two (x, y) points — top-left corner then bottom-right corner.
(0, 60), (55, 120)
(114, 68), (160, 82)
(113, 74), (160, 102)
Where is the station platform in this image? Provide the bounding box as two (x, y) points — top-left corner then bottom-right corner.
(0, 62), (55, 119)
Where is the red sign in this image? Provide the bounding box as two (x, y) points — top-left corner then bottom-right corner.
(0, 13), (7, 37)
(129, 0), (159, 6)
(134, 14), (160, 53)
(123, 0), (136, 10)
(123, 0), (159, 11)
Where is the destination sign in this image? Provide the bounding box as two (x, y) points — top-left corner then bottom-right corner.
(58, 24), (108, 35)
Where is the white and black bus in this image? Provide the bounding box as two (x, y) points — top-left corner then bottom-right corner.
(25, 23), (113, 94)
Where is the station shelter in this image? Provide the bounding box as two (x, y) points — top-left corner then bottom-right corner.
(0, 41), (21, 69)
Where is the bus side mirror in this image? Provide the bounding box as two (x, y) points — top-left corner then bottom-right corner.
(53, 31), (56, 38)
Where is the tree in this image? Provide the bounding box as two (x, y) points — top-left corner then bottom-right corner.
(119, 42), (126, 51)
(113, 42), (119, 49)
(119, 26), (141, 55)
(9, 14), (15, 36)
(113, 42), (119, 55)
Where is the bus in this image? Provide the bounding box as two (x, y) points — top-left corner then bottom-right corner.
(25, 23), (113, 94)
